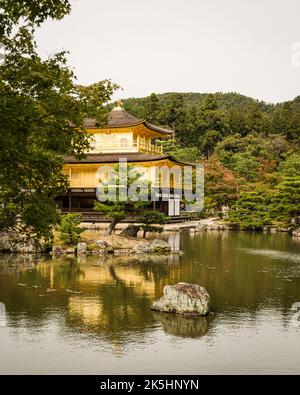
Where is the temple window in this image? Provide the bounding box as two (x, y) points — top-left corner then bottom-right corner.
(120, 137), (129, 147)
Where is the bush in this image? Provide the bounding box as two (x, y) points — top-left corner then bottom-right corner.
(140, 211), (168, 238)
(59, 214), (84, 245)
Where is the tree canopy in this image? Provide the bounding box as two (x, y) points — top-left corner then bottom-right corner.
(123, 92), (300, 228)
(0, 0), (118, 239)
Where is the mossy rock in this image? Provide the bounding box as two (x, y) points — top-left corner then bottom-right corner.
(87, 243), (101, 251)
(152, 246), (172, 255)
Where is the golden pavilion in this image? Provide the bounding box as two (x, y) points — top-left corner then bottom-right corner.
(57, 103), (194, 220)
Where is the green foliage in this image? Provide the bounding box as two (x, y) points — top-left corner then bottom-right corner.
(160, 138), (198, 162)
(279, 153), (300, 176)
(59, 214), (83, 245)
(140, 211), (168, 238)
(123, 91), (300, 228)
(144, 93), (161, 124)
(94, 164), (147, 235)
(203, 156), (237, 208)
(269, 177), (300, 224)
(196, 94), (227, 158)
(228, 191), (271, 230)
(203, 196), (218, 217)
(0, 0), (72, 36)
(0, 1), (118, 239)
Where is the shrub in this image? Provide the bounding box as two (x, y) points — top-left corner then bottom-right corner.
(59, 214), (84, 245)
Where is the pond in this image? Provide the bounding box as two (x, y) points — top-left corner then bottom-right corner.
(0, 231), (300, 374)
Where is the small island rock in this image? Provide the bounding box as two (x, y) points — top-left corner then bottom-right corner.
(151, 282), (210, 316)
(132, 239), (171, 255)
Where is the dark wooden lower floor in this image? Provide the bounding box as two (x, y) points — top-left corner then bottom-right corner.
(56, 189), (189, 222)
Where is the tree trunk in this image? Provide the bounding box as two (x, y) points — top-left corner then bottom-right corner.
(106, 219), (118, 235)
(143, 230), (147, 238)
(120, 224), (140, 237)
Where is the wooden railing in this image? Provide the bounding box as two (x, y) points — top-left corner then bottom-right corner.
(89, 137), (163, 154)
(136, 136), (163, 154)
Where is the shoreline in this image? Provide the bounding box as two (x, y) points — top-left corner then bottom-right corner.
(1, 218), (299, 255)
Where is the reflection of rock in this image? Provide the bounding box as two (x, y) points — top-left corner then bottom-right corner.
(77, 254), (87, 264)
(0, 253), (41, 271)
(151, 282), (210, 316)
(153, 312), (209, 338)
(65, 248), (75, 254)
(137, 254), (179, 265)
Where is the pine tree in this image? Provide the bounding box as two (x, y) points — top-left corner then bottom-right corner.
(196, 94), (227, 158)
(269, 177), (300, 224)
(228, 191), (271, 230)
(144, 93), (161, 123)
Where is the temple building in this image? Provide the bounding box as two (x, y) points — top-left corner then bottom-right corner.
(57, 103), (195, 221)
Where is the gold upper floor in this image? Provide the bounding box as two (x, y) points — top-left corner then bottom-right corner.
(87, 125), (166, 155)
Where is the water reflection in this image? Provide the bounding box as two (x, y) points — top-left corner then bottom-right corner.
(153, 312), (210, 338)
(1, 231), (300, 373)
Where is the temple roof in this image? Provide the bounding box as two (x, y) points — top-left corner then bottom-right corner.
(107, 106), (141, 127)
(64, 153), (194, 166)
(83, 104), (174, 135)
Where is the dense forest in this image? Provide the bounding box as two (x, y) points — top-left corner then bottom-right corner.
(122, 92), (300, 229)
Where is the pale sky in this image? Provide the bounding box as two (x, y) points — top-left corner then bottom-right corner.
(35, 0), (300, 104)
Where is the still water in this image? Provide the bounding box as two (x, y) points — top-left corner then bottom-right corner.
(0, 231), (300, 374)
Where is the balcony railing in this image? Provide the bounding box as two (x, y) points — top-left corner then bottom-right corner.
(135, 136), (163, 154)
(89, 136), (163, 155)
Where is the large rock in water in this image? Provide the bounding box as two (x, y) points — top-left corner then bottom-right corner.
(132, 239), (171, 255)
(151, 282), (210, 316)
(149, 239), (171, 254)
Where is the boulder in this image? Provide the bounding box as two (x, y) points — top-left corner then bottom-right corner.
(0, 231), (40, 253)
(95, 240), (109, 249)
(292, 228), (300, 237)
(51, 245), (64, 255)
(132, 242), (151, 254)
(149, 239), (171, 254)
(132, 239), (172, 255)
(151, 282), (210, 316)
(77, 242), (87, 255)
(120, 224), (140, 237)
(12, 239), (40, 253)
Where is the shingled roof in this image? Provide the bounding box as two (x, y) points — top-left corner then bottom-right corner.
(83, 105), (174, 135)
(64, 153), (169, 164)
(107, 105), (141, 127)
(64, 152), (195, 166)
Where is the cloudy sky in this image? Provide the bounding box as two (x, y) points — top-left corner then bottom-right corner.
(35, 0), (300, 103)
